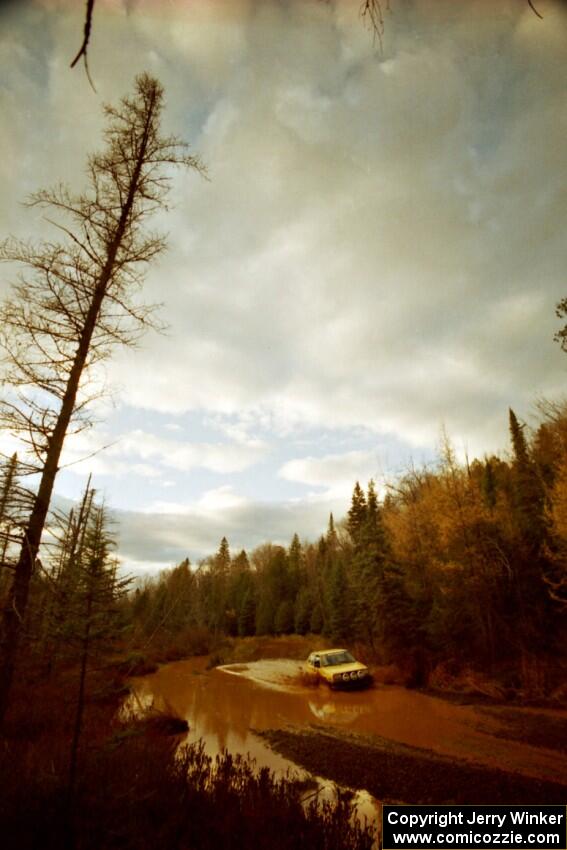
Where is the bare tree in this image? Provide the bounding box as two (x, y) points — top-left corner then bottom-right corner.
(0, 73), (204, 724)
(0, 453), (32, 601)
(68, 0), (546, 84)
(70, 0), (97, 90)
(39, 477), (95, 675)
(64, 494), (129, 801)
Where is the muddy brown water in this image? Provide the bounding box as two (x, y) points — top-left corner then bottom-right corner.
(127, 657), (567, 820)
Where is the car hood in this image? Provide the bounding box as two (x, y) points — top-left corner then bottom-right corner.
(322, 661), (367, 675)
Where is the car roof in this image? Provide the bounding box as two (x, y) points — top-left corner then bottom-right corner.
(314, 648), (347, 655)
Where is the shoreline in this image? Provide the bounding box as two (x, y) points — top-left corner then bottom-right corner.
(257, 725), (567, 805)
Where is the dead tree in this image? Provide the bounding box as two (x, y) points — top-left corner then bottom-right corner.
(0, 74), (204, 725)
(39, 477), (95, 675)
(69, 0), (545, 84)
(0, 454), (33, 602)
(66, 497), (129, 800)
(0, 454), (19, 596)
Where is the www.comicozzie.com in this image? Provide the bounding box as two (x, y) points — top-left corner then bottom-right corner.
(382, 806), (567, 849)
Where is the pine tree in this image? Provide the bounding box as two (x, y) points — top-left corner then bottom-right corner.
(0, 453), (26, 599)
(255, 595), (275, 636)
(294, 587), (312, 635)
(347, 482), (367, 546)
(289, 533), (302, 568)
(66, 500), (130, 797)
(238, 589), (256, 637)
(309, 601), (324, 634)
(367, 479), (378, 524)
(481, 458), (497, 510)
(509, 409), (546, 548)
(207, 537), (231, 634)
(288, 533), (303, 598)
(274, 600), (294, 635)
(508, 409), (551, 661)
(377, 565), (417, 659)
(350, 480), (391, 649)
(227, 550), (251, 636)
(42, 480), (95, 674)
(326, 514), (339, 550)
(0, 74), (203, 724)
(327, 560), (350, 643)
(215, 537), (231, 574)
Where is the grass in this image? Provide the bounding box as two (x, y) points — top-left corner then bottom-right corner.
(259, 726), (567, 806)
(0, 651), (375, 850)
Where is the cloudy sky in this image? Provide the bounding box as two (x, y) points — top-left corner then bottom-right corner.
(1, 0), (566, 572)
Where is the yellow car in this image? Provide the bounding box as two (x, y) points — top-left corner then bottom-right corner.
(306, 648), (371, 689)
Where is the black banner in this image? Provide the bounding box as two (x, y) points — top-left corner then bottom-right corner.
(382, 805), (567, 850)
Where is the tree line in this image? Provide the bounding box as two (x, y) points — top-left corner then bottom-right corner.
(0, 69), (565, 729)
(126, 405), (566, 691)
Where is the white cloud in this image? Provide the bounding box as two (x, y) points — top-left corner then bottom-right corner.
(116, 430), (266, 474)
(279, 450), (382, 498)
(1, 0), (566, 560)
(147, 485), (248, 516)
(58, 428), (266, 478)
(114, 489), (345, 571)
(83, 0), (566, 460)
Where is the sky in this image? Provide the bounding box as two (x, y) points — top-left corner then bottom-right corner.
(0, 0), (566, 572)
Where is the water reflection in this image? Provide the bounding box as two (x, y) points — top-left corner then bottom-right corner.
(127, 657), (380, 831)
(128, 657), (567, 790)
(128, 659), (375, 762)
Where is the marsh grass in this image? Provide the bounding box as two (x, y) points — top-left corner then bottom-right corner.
(0, 659), (375, 850)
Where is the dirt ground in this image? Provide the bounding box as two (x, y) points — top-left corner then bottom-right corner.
(131, 639), (567, 807)
(472, 704), (567, 753)
(258, 724), (567, 805)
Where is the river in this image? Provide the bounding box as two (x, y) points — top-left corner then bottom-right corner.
(127, 656), (567, 822)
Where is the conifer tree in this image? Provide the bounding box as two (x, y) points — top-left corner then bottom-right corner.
(238, 589), (256, 637)
(347, 482), (367, 547)
(366, 479), (379, 524)
(288, 533), (303, 598)
(207, 538), (231, 635)
(326, 514), (339, 550)
(509, 409), (546, 548)
(294, 587), (313, 635)
(226, 550), (251, 636)
(327, 560), (350, 643)
(0, 74), (203, 723)
(481, 458), (497, 510)
(216, 537), (231, 573)
(0, 453), (26, 599)
(508, 409), (551, 662)
(309, 601), (324, 634)
(289, 533), (302, 567)
(41, 481), (95, 673)
(66, 499), (129, 796)
(274, 600), (294, 635)
(349, 481), (391, 649)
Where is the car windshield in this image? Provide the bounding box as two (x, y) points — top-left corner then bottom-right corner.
(320, 651), (355, 667)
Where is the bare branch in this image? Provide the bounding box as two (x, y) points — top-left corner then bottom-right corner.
(528, 0), (544, 19)
(70, 0), (97, 91)
(0, 75), (204, 724)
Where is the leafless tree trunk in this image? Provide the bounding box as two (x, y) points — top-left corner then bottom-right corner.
(0, 74), (203, 725)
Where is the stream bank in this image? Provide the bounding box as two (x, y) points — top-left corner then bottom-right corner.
(258, 725), (567, 805)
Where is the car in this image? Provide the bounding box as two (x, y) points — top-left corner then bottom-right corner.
(305, 648), (371, 689)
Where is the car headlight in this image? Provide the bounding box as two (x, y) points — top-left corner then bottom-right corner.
(350, 671), (358, 680)
(342, 672), (350, 681)
(357, 669), (366, 678)
(333, 673), (342, 682)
